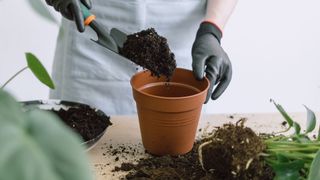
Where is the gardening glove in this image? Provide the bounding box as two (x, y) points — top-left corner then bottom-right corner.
(45, 0), (92, 32)
(192, 21), (232, 103)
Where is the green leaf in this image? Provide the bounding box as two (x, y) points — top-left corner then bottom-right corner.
(0, 90), (26, 127)
(293, 135), (310, 143)
(318, 126), (320, 141)
(276, 153), (290, 163)
(27, 0), (59, 25)
(274, 170), (300, 180)
(271, 160), (304, 180)
(308, 149), (320, 180)
(0, 92), (93, 180)
(26, 53), (55, 89)
(293, 122), (301, 135)
(271, 99), (293, 127)
(304, 105), (316, 134)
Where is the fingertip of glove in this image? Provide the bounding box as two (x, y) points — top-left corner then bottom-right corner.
(195, 75), (204, 81)
(211, 93), (220, 101)
(76, 24), (85, 33)
(192, 70), (204, 81)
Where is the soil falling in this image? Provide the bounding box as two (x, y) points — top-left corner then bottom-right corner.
(120, 28), (176, 80)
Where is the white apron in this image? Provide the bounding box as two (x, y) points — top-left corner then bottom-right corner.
(50, 0), (207, 115)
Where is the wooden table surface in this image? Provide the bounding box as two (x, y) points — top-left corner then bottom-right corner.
(88, 112), (319, 180)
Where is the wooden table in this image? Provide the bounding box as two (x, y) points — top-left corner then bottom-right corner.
(88, 112), (319, 180)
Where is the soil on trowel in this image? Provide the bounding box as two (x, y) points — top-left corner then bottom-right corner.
(50, 105), (112, 141)
(199, 118), (272, 180)
(114, 119), (274, 180)
(120, 28), (177, 80)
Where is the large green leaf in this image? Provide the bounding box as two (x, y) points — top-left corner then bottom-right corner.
(0, 91), (26, 127)
(0, 92), (93, 180)
(27, 0), (59, 25)
(304, 105), (316, 134)
(26, 52), (55, 89)
(271, 160), (304, 180)
(276, 153), (290, 163)
(308, 150), (320, 180)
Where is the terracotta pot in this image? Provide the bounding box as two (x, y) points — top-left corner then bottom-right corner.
(131, 68), (209, 155)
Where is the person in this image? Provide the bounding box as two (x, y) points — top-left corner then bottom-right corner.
(46, 0), (237, 115)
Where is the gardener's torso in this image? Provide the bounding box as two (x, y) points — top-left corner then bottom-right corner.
(50, 0), (207, 115)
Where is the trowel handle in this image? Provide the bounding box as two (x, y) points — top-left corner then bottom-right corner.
(80, 3), (96, 26)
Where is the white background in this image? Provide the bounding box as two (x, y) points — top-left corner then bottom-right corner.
(0, 0), (319, 114)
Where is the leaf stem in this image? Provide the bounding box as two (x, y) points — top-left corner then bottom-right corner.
(265, 141), (320, 146)
(1, 66), (28, 89)
(266, 147), (320, 152)
(268, 151), (315, 160)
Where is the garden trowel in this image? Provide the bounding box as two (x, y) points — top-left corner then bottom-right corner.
(79, 3), (128, 56)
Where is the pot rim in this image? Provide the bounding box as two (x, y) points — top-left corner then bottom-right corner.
(130, 68), (210, 100)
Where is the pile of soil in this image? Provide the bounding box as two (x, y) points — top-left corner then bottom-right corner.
(199, 119), (271, 179)
(114, 119), (274, 180)
(120, 28), (176, 79)
(50, 105), (112, 141)
(114, 142), (212, 180)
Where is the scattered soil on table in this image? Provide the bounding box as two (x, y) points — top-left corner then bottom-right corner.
(114, 118), (274, 180)
(114, 141), (211, 180)
(281, 121), (287, 126)
(120, 28), (176, 80)
(199, 118), (272, 179)
(50, 105), (112, 141)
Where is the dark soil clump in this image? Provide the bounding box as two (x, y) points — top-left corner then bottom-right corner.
(120, 28), (176, 79)
(115, 142), (213, 180)
(199, 118), (271, 179)
(50, 105), (112, 141)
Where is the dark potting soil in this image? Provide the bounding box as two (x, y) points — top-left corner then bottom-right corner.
(114, 119), (274, 180)
(120, 28), (177, 79)
(115, 141), (212, 180)
(49, 105), (112, 142)
(200, 118), (273, 180)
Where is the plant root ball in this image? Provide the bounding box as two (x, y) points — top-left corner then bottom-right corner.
(198, 118), (268, 180)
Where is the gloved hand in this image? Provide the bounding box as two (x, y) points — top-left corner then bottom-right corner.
(192, 21), (232, 103)
(45, 0), (92, 32)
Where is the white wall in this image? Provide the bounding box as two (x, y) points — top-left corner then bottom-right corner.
(0, 0), (319, 114)
(219, 0), (320, 113)
(0, 0), (60, 100)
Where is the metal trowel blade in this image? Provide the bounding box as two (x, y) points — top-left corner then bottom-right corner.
(90, 21), (119, 53)
(110, 28), (128, 48)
